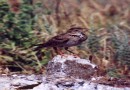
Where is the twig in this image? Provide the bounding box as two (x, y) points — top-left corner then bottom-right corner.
(55, 0), (61, 26)
(14, 61), (27, 72)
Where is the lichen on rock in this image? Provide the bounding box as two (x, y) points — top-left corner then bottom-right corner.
(46, 54), (97, 79)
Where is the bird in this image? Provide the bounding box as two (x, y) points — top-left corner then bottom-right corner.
(34, 27), (88, 56)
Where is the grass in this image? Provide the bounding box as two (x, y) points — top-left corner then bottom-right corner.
(0, 0), (130, 77)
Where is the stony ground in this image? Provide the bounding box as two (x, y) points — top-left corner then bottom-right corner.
(0, 55), (130, 90)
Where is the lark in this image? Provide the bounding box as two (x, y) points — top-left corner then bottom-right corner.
(35, 27), (88, 55)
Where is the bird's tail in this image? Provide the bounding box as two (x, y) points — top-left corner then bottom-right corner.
(33, 44), (46, 60)
(33, 44), (46, 51)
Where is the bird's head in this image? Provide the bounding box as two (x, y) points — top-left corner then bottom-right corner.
(67, 27), (88, 33)
(67, 27), (88, 41)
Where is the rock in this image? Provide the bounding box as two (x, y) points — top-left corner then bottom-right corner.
(33, 55), (98, 90)
(33, 77), (130, 90)
(0, 55), (130, 90)
(33, 55), (130, 90)
(0, 75), (11, 90)
(0, 74), (42, 90)
(46, 55), (97, 80)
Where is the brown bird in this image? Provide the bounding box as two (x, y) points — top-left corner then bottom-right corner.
(35, 27), (88, 55)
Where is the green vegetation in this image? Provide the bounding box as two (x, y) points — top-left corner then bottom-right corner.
(0, 0), (50, 73)
(0, 0), (130, 78)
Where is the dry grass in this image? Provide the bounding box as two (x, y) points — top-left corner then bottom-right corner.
(34, 0), (130, 76)
(0, 0), (130, 77)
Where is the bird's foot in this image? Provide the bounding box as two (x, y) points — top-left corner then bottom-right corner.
(65, 48), (79, 58)
(57, 51), (68, 58)
(70, 53), (80, 58)
(58, 51), (65, 56)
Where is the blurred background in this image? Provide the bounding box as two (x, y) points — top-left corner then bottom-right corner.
(0, 0), (130, 78)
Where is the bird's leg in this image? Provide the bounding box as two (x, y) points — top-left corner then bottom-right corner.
(53, 47), (64, 55)
(65, 47), (79, 57)
(58, 48), (64, 55)
(64, 47), (75, 54)
(53, 47), (58, 54)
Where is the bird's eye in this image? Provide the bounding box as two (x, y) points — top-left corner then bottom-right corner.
(74, 29), (78, 31)
(71, 35), (77, 37)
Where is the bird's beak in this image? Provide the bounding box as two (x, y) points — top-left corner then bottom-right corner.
(82, 28), (89, 35)
(82, 28), (88, 32)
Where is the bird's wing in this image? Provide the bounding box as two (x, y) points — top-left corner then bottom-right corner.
(43, 33), (69, 47)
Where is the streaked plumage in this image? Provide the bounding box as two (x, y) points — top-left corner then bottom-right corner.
(35, 27), (88, 54)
